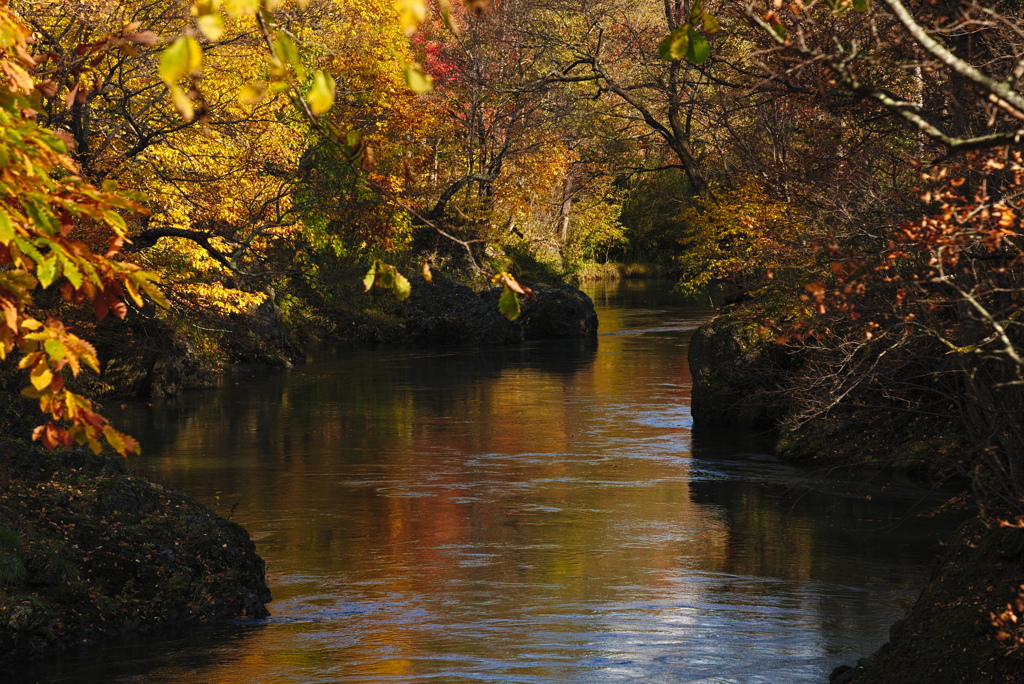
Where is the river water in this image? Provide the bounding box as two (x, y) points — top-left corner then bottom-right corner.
(17, 280), (959, 683)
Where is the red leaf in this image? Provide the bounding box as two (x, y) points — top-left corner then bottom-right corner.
(94, 294), (109, 321)
(65, 82), (79, 109)
(123, 31), (159, 46)
(106, 235), (124, 257)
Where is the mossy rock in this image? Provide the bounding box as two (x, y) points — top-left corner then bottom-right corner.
(774, 407), (968, 478)
(0, 441), (270, 664)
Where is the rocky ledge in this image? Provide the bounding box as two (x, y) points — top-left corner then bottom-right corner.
(0, 442), (270, 664)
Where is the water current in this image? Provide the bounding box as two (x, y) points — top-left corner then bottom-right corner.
(15, 280), (961, 683)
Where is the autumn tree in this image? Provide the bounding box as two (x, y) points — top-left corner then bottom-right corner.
(0, 2), (167, 454)
(723, 0), (1024, 518)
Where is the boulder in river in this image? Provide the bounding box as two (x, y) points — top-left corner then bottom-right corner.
(357, 276), (599, 346)
(687, 313), (784, 429)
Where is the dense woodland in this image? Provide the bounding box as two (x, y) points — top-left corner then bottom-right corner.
(2, 0), (1024, 675)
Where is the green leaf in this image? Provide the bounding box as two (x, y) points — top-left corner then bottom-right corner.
(37, 255), (58, 288)
(658, 25), (690, 61)
(392, 271), (411, 301)
(852, 0), (868, 10)
(498, 284), (520, 321)
(41, 132), (67, 154)
(404, 64), (433, 94)
(378, 264), (396, 290)
(24, 200), (57, 235)
(159, 37), (202, 87)
(44, 339), (66, 362)
(273, 33), (304, 80)
(13, 236), (43, 266)
(306, 71), (335, 115)
(57, 253), (82, 289)
(0, 207), (13, 245)
(690, 0), (704, 23)
(363, 260), (378, 292)
(363, 261), (412, 300)
(774, 23), (788, 39)
(686, 27), (711, 65)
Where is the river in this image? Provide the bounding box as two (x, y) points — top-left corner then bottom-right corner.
(15, 280), (959, 683)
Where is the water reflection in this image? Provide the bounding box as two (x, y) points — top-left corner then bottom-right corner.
(13, 280), (960, 684)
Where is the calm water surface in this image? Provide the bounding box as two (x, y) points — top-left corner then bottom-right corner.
(17, 281), (959, 683)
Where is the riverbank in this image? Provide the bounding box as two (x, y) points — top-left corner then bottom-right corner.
(0, 441), (270, 664)
(72, 268), (610, 402)
(834, 515), (1024, 684)
(686, 310), (1024, 683)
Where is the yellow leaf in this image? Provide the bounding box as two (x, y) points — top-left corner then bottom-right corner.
(30, 363), (53, 391)
(393, 270), (411, 301)
(159, 37), (203, 87)
(306, 71), (335, 115)
(239, 82), (267, 105)
(18, 350), (42, 369)
(397, 0), (428, 37)
(102, 425), (127, 455)
(124, 276), (144, 307)
(195, 12), (225, 42)
(170, 85), (196, 122)
(404, 63), (433, 94)
(273, 33), (304, 79)
(223, 0), (260, 14)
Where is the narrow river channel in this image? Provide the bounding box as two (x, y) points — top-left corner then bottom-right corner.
(16, 280), (960, 683)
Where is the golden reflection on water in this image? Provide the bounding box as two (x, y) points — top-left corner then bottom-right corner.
(58, 281), (959, 684)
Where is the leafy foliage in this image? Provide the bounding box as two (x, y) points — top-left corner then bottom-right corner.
(0, 4), (168, 455)
(657, 0), (720, 64)
(676, 180), (817, 299)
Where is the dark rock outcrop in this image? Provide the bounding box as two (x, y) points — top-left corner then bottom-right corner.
(687, 314), (782, 429)
(516, 284), (600, 340)
(853, 515), (1024, 684)
(350, 277), (598, 347)
(0, 442), (271, 664)
(404, 277), (523, 345)
(87, 287), (303, 399)
(89, 313), (216, 399)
